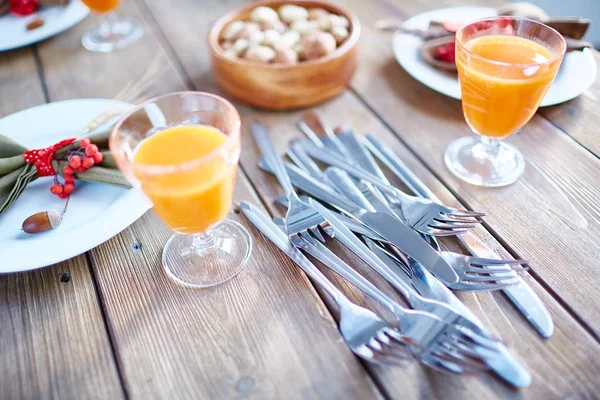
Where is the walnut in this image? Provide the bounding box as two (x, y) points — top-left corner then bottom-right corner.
(307, 8), (329, 21)
(290, 19), (319, 36)
(301, 32), (336, 60)
(273, 48), (299, 65)
(278, 4), (308, 24)
(249, 6), (279, 23)
(222, 20), (245, 40)
(235, 22), (261, 40)
(244, 45), (276, 63)
(274, 30), (301, 51)
(263, 29), (282, 47)
(331, 26), (349, 45)
(261, 19), (287, 34)
(231, 38), (249, 56)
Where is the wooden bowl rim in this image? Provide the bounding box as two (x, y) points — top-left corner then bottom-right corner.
(208, 0), (361, 70)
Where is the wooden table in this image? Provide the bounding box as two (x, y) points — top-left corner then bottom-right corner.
(2, 0), (600, 398)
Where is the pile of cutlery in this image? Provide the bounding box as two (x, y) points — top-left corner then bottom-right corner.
(242, 113), (551, 388)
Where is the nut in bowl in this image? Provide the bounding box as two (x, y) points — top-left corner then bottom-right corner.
(209, 0), (360, 110)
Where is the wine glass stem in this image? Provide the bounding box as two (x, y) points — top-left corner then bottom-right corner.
(99, 12), (118, 37)
(192, 231), (216, 253)
(480, 136), (500, 156)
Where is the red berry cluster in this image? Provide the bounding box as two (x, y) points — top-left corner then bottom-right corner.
(9, 0), (39, 16)
(435, 42), (456, 63)
(50, 138), (103, 199)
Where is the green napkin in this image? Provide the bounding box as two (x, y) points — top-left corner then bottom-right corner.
(0, 129), (130, 217)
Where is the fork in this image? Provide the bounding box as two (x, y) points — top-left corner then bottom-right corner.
(251, 122), (333, 245)
(300, 139), (485, 236)
(240, 202), (413, 366)
(288, 215), (496, 375)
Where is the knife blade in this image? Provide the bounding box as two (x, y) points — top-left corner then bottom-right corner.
(364, 133), (553, 338)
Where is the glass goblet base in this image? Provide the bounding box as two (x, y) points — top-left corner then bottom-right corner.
(444, 136), (525, 187)
(162, 219), (252, 289)
(82, 18), (143, 53)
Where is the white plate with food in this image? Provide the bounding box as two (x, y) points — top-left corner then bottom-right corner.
(392, 6), (597, 107)
(0, 0), (89, 52)
(0, 99), (151, 273)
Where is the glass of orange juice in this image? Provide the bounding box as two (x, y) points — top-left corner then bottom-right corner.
(81, 0), (143, 52)
(445, 17), (566, 187)
(110, 92), (252, 288)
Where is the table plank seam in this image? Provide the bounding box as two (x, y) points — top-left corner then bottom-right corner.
(348, 85), (600, 344)
(85, 252), (130, 400)
(31, 45), (50, 104)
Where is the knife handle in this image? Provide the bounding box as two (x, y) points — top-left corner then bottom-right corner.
(287, 140), (325, 179)
(325, 167), (377, 213)
(258, 158), (361, 213)
(336, 128), (390, 183)
(364, 134), (438, 202)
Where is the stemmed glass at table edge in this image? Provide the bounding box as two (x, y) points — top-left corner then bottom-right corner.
(446, 16), (567, 187)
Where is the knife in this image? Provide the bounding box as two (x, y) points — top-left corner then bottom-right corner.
(367, 240), (531, 388)
(364, 133), (553, 338)
(323, 167), (459, 285)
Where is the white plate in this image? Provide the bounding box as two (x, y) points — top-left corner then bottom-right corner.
(0, 99), (151, 273)
(393, 6), (598, 107)
(0, 1), (89, 52)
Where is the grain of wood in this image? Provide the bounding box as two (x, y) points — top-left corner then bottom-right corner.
(0, 48), (46, 117)
(0, 256), (124, 400)
(0, 49), (123, 399)
(140, 0), (600, 397)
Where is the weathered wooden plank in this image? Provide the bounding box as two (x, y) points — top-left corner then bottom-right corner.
(33, 1), (383, 398)
(0, 48), (46, 116)
(0, 48), (123, 399)
(339, 0), (600, 336)
(0, 256), (124, 400)
(140, 0), (600, 397)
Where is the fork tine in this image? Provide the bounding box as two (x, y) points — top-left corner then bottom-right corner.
(428, 228), (469, 237)
(373, 334), (415, 361)
(450, 326), (503, 351)
(310, 227), (326, 243)
(437, 215), (482, 224)
(424, 357), (480, 375)
(429, 221), (481, 230)
(463, 264), (516, 274)
(462, 274), (520, 283)
(365, 340), (407, 366)
(432, 343), (490, 371)
(449, 210), (486, 218)
(470, 257), (529, 266)
(451, 281), (520, 291)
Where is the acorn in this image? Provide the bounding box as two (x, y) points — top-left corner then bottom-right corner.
(22, 210), (63, 234)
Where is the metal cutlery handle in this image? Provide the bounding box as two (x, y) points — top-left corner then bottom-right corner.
(251, 122), (297, 200)
(364, 134), (436, 200)
(310, 199), (422, 306)
(298, 113), (351, 158)
(337, 128), (390, 183)
(325, 168), (377, 213)
(258, 158), (361, 213)
(287, 140), (325, 179)
(240, 202), (347, 304)
(300, 234), (405, 313)
(301, 140), (408, 200)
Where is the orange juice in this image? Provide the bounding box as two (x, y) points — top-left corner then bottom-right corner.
(456, 35), (559, 138)
(80, 0), (121, 13)
(132, 125), (238, 234)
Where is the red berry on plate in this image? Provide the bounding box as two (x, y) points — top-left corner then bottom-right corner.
(85, 144), (98, 156)
(63, 165), (74, 175)
(80, 138), (91, 148)
(76, 166), (86, 172)
(82, 157), (95, 169)
(64, 175), (75, 184)
(58, 193), (69, 199)
(50, 184), (63, 195)
(63, 183), (74, 194)
(69, 155), (81, 168)
(92, 152), (104, 164)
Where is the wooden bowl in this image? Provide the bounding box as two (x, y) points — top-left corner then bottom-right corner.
(208, 0), (360, 110)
